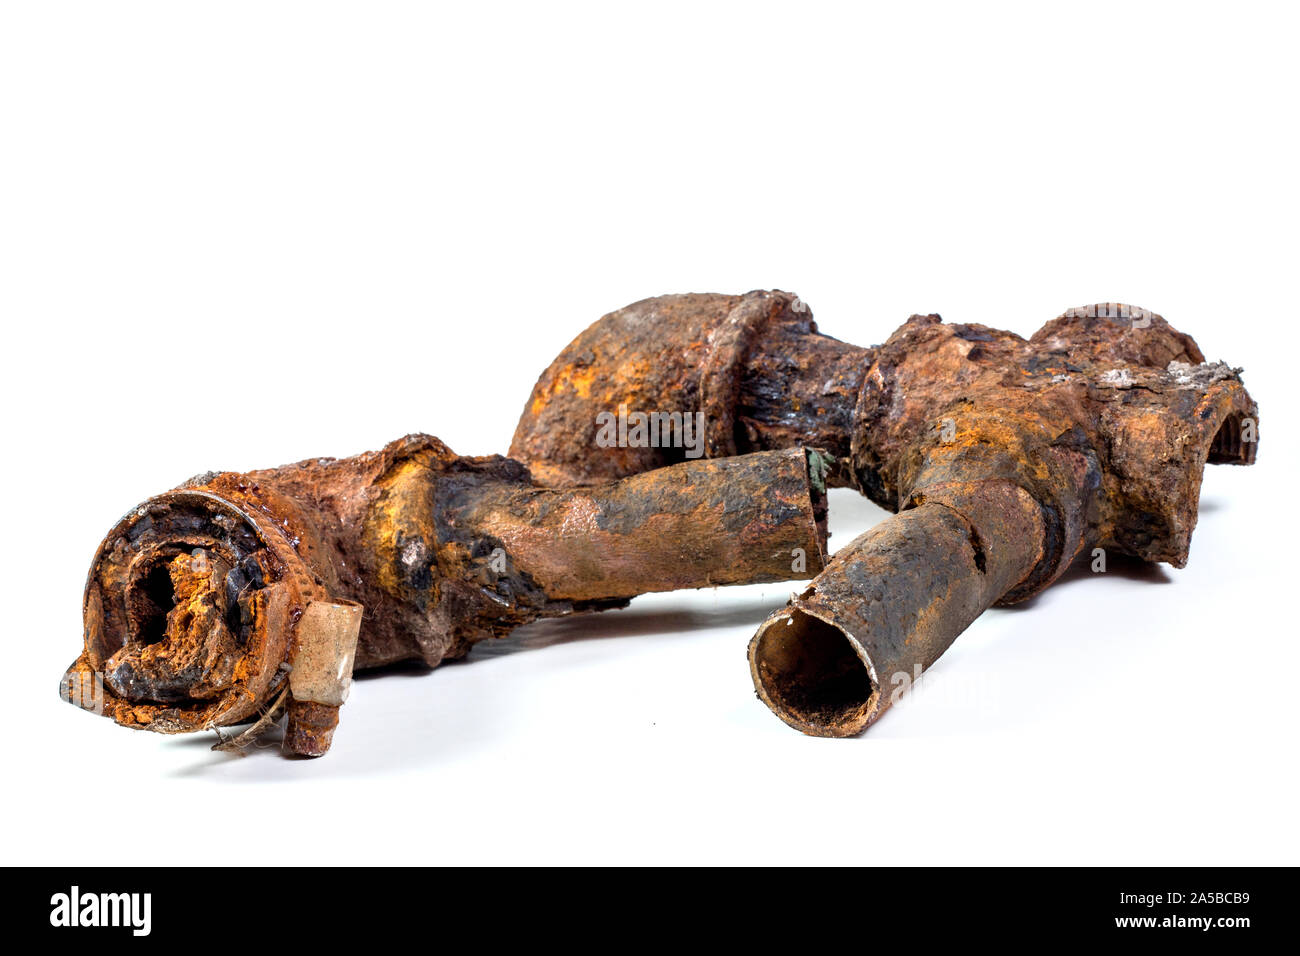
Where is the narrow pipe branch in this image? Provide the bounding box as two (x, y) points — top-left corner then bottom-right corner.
(750, 480), (1043, 736)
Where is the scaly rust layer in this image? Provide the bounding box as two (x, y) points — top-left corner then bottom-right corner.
(511, 295), (1258, 735)
(64, 438), (828, 754)
(750, 481), (1044, 735)
(511, 291), (873, 487)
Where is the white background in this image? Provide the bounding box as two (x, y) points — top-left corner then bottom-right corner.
(2, 2), (1297, 865)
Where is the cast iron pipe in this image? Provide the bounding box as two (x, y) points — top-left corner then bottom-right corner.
(62, 436), (828, 755)
(512, 295), (1258, 734)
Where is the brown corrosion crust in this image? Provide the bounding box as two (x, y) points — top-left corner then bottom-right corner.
(505, 292), (1259, 738)
(511, 294), (1256, 581)
(359, 445), (827, 665)
(78, 489), (317, 732)
(750, 482), (1045, 737)
(513, 293), (1259, 740)
(853, 307), (1256, 581)
(283, 700), (340, 758)
(748, 302), (1258, 738)
(74, 436), (827, 734)
(510, 291), (873, 487)
(442, 448), (828, 602)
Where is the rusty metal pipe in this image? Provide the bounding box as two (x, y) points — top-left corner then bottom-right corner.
(747, 309), (1258, 735)
(512, 294), (1259, 735)
(63, 436), (828, 755)
(511, 291), (875, 487)
(750, 480), (1042, 736)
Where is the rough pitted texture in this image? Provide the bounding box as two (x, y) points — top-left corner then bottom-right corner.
(511, 292), (1258, 737)
(514, 292), (1257, 581)
(511, 291), (872, 487)
(65, 437), (827, 736)
(852, 306), (1255, 581)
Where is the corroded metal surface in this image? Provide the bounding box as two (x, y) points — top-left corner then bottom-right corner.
(63, 438), (827, 754)
(511, 293), (1259, 735)
(757, 305), (1258, 735)
(750, 482), (1044, 736)
(511, 291), (873, 487)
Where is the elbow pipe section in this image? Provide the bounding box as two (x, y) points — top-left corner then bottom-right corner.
(64, 436), (828, 755)
(510, 290), (874, 487)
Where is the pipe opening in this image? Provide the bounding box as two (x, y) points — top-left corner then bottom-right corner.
(110, 549), (249, 705)
(130, 561), (178, 646)
(78, 492), (296, 729)
(752, 609), (876, 736)
(1208, 410), (1256, 465)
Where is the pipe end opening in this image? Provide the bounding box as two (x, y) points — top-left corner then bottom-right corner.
(750, 608), (877, 737)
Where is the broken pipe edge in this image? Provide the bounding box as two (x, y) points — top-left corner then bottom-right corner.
(66, 488), (328, 735)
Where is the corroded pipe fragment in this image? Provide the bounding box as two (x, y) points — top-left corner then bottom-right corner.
(751, 482), (1043, 735)
(63, 436), (828, 755)
(751, 305), (1257, 735)
(512, 295), (1258, 734)
(512, 291), (874, 487)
